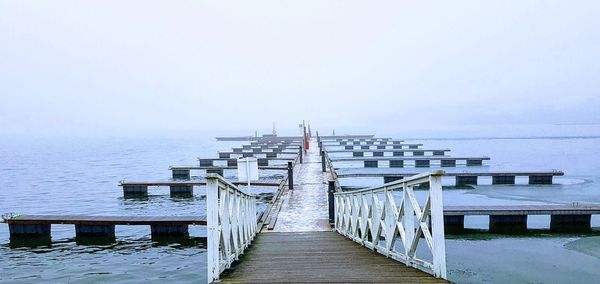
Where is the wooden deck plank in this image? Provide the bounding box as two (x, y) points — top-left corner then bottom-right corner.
(444, 205), (600, 215)
(219, 231), (448, 283)
(3, 215), (207, 225)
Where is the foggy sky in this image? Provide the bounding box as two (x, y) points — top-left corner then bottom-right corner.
(1, 1), (599, 137)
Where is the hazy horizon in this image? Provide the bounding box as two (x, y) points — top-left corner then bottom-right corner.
(1, 1), (599, 138)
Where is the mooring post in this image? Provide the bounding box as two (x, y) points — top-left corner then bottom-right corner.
(299, 146), (303, 163)
(328, 181), (335, 225)
(321, 151), (326, 172)
(288, 161), (294, 190)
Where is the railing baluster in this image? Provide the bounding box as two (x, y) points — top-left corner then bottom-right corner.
(333, 171), (447, 279)
(206, 174), (258, 283)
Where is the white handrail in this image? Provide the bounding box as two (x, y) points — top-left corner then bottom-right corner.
(334, 170), (447, 279)
(206, 174), (257, 283)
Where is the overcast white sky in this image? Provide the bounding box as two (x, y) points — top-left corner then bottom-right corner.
(1, 1), (599, 137)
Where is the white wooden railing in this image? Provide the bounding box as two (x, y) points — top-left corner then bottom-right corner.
(206, 174), (257, 283)
(334, 170), (447, 279)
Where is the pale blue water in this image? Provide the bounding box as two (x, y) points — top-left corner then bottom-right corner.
(1, 124), (600, 283)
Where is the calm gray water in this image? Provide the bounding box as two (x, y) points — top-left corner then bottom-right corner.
(1, 124), (600, 283)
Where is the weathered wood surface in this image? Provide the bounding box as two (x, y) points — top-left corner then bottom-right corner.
(3, 215), (206, 225)
(444, 205), (600, 215)
(330, 156), (490, 161)
(337, 171), (564, 178)
(169, 166), (288, 171)
(326, 149), (451, 153)
(119, 180), (281, 187)
(219, 231), (448, 283)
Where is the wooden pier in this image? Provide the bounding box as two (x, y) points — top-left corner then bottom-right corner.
(4, 215), (206, 238)
(4, 128), (592, 283)
(219, 232), (447, 283)
(444, 205), (600, 233)
(337, 171), (565, 185)
(213, 137), (449, 282)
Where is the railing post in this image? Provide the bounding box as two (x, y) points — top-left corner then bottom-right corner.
(288, 162), (294, 190)
(299, 146), (303, 163)
(321, 151), (326, 172)
(206, 176), (220, 283)
(328, 181), (335, 225)
(319, 141), (323, 154)
(429, 174), (447, 279)
(403, 183), (415, 266)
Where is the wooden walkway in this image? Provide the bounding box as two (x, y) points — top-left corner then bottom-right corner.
(219, 140), (446, 283)
(219, 231), (447, 283)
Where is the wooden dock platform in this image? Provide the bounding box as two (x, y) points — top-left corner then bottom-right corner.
(219, 231), (448, 283)
(3, 215), (206, 238)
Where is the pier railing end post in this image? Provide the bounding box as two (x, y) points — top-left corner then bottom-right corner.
(328, 181), (336, 225)
(288, 161), (294, 190)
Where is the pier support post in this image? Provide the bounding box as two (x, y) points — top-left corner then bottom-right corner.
(353, 151), (364, 157)
(383, 176), (403, 183)
(393, 145), (402, 149)
(377, 145), (385, 150)
(489, 215), (527, 234)
(9, 224), (51, 237)
(413, 151), (425, 156)
(170, 185), (193, 196)
(415, 160), (430, 167)
(433, 151), (445, 156)
(529, 175), (553, 185)
(75, 224), (115, 237)
(199, 159), (214, 167)
(373, 152), (384, 157)
(257, 158), (268, 167)
(409, 145), (418, 149)
(288, 162), (294, 190)
(345, 145), (353, 150)
(456, 176), (478, 186)
(172, 169), (191, 179)
(321, 152), (326, 172)
(361, 145), (369, 150)
(550, 214), (591, 233)
(233, 148), (243, 153)
(390, 160), (404, 168)
(242, 153), (253, 158)
(266, 152), (277, 158)
(151, 225), (189, 236)
(219, 153), (230, 159)
(123, 185), (148, 196)
(393, 151), (404, 157)
(364, 160), (378, 168)
(441, 159), (456, 167)
(467, 159), (483, 166)
(444, 215), (465, 234)
(492, 176), (516, 185)
(206, 169), (224, 176)
(328, 181), (335, 225)
(227, 159), (238, 167)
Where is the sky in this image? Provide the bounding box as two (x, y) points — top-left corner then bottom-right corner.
(1, 1), (599, 137)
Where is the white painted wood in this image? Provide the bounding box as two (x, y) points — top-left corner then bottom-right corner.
(334, 171), (447, 279)
(206, 174), (257, 283)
